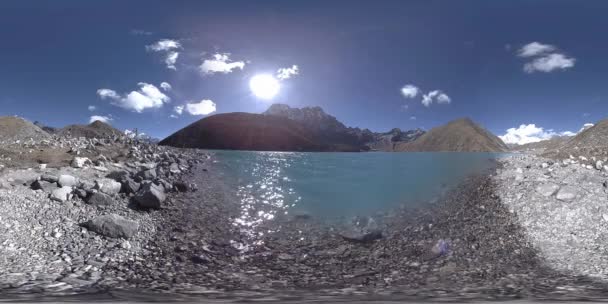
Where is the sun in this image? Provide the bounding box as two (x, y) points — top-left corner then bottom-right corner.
(249, 74), (280, 99)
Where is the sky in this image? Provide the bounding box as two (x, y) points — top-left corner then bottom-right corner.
(1, 0), (607, 144)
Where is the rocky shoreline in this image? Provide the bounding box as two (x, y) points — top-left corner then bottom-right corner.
(2, 140), (608, 301)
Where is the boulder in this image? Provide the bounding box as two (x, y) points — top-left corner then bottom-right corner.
(136, 169), (157, 181)
(82, 214), (138, 239)
(94, 178), (121, 195)
(173, 181), (189, 192)
(40, 174), (59, 183)
(597, 160), (605, 170)
(556, 185), (578, 201)
(71, 157), (90, 168)
(50, 186), (72, 202)
(134, 183), (166, 209)
(535, 183), (559, 197)
(106, 170), (129, 182)
(58, 174), (78, 187)
(169, 163), (181, 174)
(121, 178), (140, 194)
(86, 192), (115, 206)
(31, 180), (57, 192)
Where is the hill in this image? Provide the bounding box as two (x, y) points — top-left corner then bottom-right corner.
(158, 112), (348, 151)
(0, 116), (50, 142)
(395, 118), (508, 152)
(543, 118), (608, 158)
(58, 120), (122, 139)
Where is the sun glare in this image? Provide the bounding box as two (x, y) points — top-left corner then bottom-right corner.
(249, 74), (280, 99)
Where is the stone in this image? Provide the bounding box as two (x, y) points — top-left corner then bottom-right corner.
(58, 174), (78, 187)
(169, 163), (181, 174)
(535, 183), (559, 197)
(173, 181), (189, 192)
(191, 254), (210, 264)
(597, 160), (604, 170)
(86, 192), (115, 206)
(50, 186), (72, 202)
(541, 163), (549, 168)
(340, 230), (383, 243)
(71, 157), (90, 168)
(556, 185), (578, 201)
(94, 178), (121, 195)
(31, 180), (56, 192)
(106, 170), (129, 182)
(134, 183), (166, 209)
(136, 169), (157, 181)
(40, 174), (59, 183)
(82, 214), (138, 239)
(39, 163), (47, 170)
(121, 178), (140, 194)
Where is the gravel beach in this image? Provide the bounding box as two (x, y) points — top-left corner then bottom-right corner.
(3, 140), (608, 301)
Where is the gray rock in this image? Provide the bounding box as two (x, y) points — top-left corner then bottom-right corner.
(173, 181), (189, 192)
(556, 185), (578, 201)
(83, 214), (138, 239)
(340, 229), (383, 243)
(58, 174), (78, 187)
(136, 169), (157, 181)
(134, 183), (166, 209)
(535, 183), (559, 197)
(121, 178), (140, 194)
(40, 174), (59, 183)
(86, 192), (115, 206)
(94, 178), (121, 195)
(106, 170), (129, 182)
(31, 180), (56, 192)
(169, 163), (181, 174)
(50, 186), (72, 202)
(71, 157), (90, 168)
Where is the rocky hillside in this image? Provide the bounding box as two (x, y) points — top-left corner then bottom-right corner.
(58, 120), (122, 139)
(0, 116), (50, 143)
(159, 112), (350, 151)
(367, 128), (425, 151)
(396, 118), (508, 152)
(511, 136), (572, 154)
(544, 118), (608, 158)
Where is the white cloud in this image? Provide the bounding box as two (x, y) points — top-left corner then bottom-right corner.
(422, 90), (451, 107)
(146, 39), (181, 52)
(160, 82), (172, 92)
(524, 53), (575, 73)
(276, 65), (299, 80)
(97, 83), (170, 113)
(500, 123), (590, 145)
(174, 105), (184, 115)
(186, 99), (216, 115)
(579, 123), (594, 133)
(89, 115), (112, 124)
(97, 89), (120, 100)
(516, 42), (575, 73)
(518, 42), (556, 57)
(410, 116), (417, 120)
(146, 39), (182, 70)
(88, 105), (96, 111)
(400, 84), (419, 98)
(169, 114), (178, 119)
(200, 53), (245, 75)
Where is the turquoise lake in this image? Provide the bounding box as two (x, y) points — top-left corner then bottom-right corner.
(211, 151), (504, 231)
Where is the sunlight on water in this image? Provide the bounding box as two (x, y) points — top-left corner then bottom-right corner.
(214, 151), (503, 245)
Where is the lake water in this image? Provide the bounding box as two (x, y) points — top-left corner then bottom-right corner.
(212, 151), (504, 235)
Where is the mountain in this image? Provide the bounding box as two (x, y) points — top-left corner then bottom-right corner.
(511, 135), (573, 153)
(263, 104), (373, 150)
(543, 118), (608, 158)
(58, 120), (122, 138)
(159, 112), (346, 151)
(0, 116), (50, 142)
(366, 128), (425, 151)
(395, 118), (509, 152)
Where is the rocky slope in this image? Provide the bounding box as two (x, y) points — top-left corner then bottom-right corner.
(0, 116), (50, 143)
(395, 118), (509, 152)
(510, 135), (572, 154)
(367, 128), (425, 151)
(58, 120), (122, 139)
(544, 118), (608, 159)
(159, 112), (336, 151)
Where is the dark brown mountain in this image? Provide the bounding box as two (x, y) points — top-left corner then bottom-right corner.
(159, 112), (361, 151)
(58, 120), (122, 138)
(544, 119), (608, 158)
(395, 118), (508, 152)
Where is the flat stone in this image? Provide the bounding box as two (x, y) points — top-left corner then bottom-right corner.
(83, 214), (138, 239)
(58, 174), (78, 187)
(556, 185), (578, 201)
(50, 186), (72, 202)
(535, 183), (559, 197)
(94, 178), (121, 195)
(86, 192), (115, 206)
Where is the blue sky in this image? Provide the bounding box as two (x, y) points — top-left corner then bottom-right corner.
(1, 0), (607, 143)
